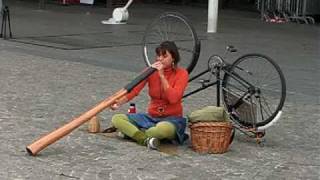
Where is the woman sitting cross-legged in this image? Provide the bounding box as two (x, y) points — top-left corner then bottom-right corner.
(110, 41), (189, 150)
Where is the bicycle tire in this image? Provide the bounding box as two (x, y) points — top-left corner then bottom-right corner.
(222, 54), (286, 128)
(142, 12), (200, 74)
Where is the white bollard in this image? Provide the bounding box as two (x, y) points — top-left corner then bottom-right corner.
(207, 0), (219, 33)
(101, 0), (134, 25)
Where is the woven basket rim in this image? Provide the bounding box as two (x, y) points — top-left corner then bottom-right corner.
(189, 121), (232, 128)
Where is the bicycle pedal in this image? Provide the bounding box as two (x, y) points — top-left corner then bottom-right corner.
(198, 79), (210, 83)
(198, 79), (210, 87)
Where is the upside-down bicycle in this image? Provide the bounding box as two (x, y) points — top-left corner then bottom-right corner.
(142, 12), (286, 143)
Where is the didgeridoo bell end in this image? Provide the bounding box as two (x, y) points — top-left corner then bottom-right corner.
(26, 146), (35, 156)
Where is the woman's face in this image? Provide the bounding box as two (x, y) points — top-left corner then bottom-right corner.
(156, 50), (174, 69)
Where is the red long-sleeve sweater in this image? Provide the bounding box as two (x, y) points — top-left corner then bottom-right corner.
(126, 67), (189, 117)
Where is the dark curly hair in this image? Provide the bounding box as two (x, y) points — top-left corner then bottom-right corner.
(155, 41), (180, 67)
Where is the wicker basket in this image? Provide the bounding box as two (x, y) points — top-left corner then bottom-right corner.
(189, 122), (232, 154)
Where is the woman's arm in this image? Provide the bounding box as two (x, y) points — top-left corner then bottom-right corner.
(125, 78), (147, 101)
(110, 72), (148, 110)
(163, 69), (188, 104)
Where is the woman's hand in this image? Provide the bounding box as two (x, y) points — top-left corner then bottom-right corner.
(110, 96), (128, 111)
(110, 102), (120, 110)
(151, 61), (164, 71)
(152, 61), (169, 90)
(151, 61), (164, 75)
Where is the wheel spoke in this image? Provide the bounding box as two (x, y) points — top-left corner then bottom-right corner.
(259, 96), (274, 115)
(224, 80), (248, 93)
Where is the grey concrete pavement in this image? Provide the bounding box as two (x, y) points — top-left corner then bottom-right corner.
(0, 1), (319, 179)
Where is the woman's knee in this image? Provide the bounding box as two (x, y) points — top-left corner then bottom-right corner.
(146, 121), (176, 139)
(156, 121), (176, 132)
(111, 114), (128, 127)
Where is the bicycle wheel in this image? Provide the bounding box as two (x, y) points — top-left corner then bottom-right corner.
(142, 12), (200, 74)
(222, 54), (286, 128)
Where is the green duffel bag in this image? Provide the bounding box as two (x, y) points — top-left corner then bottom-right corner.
(187, 106), (230, 123)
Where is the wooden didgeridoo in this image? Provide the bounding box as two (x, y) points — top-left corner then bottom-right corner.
(26, 67), (156, 156)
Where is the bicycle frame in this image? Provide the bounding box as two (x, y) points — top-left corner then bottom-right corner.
(183, 55), (266, 143)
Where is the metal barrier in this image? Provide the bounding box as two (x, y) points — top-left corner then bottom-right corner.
(256, 0), (317, 24)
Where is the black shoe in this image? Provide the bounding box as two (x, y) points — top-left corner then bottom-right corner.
(102, 126), (117, 133)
